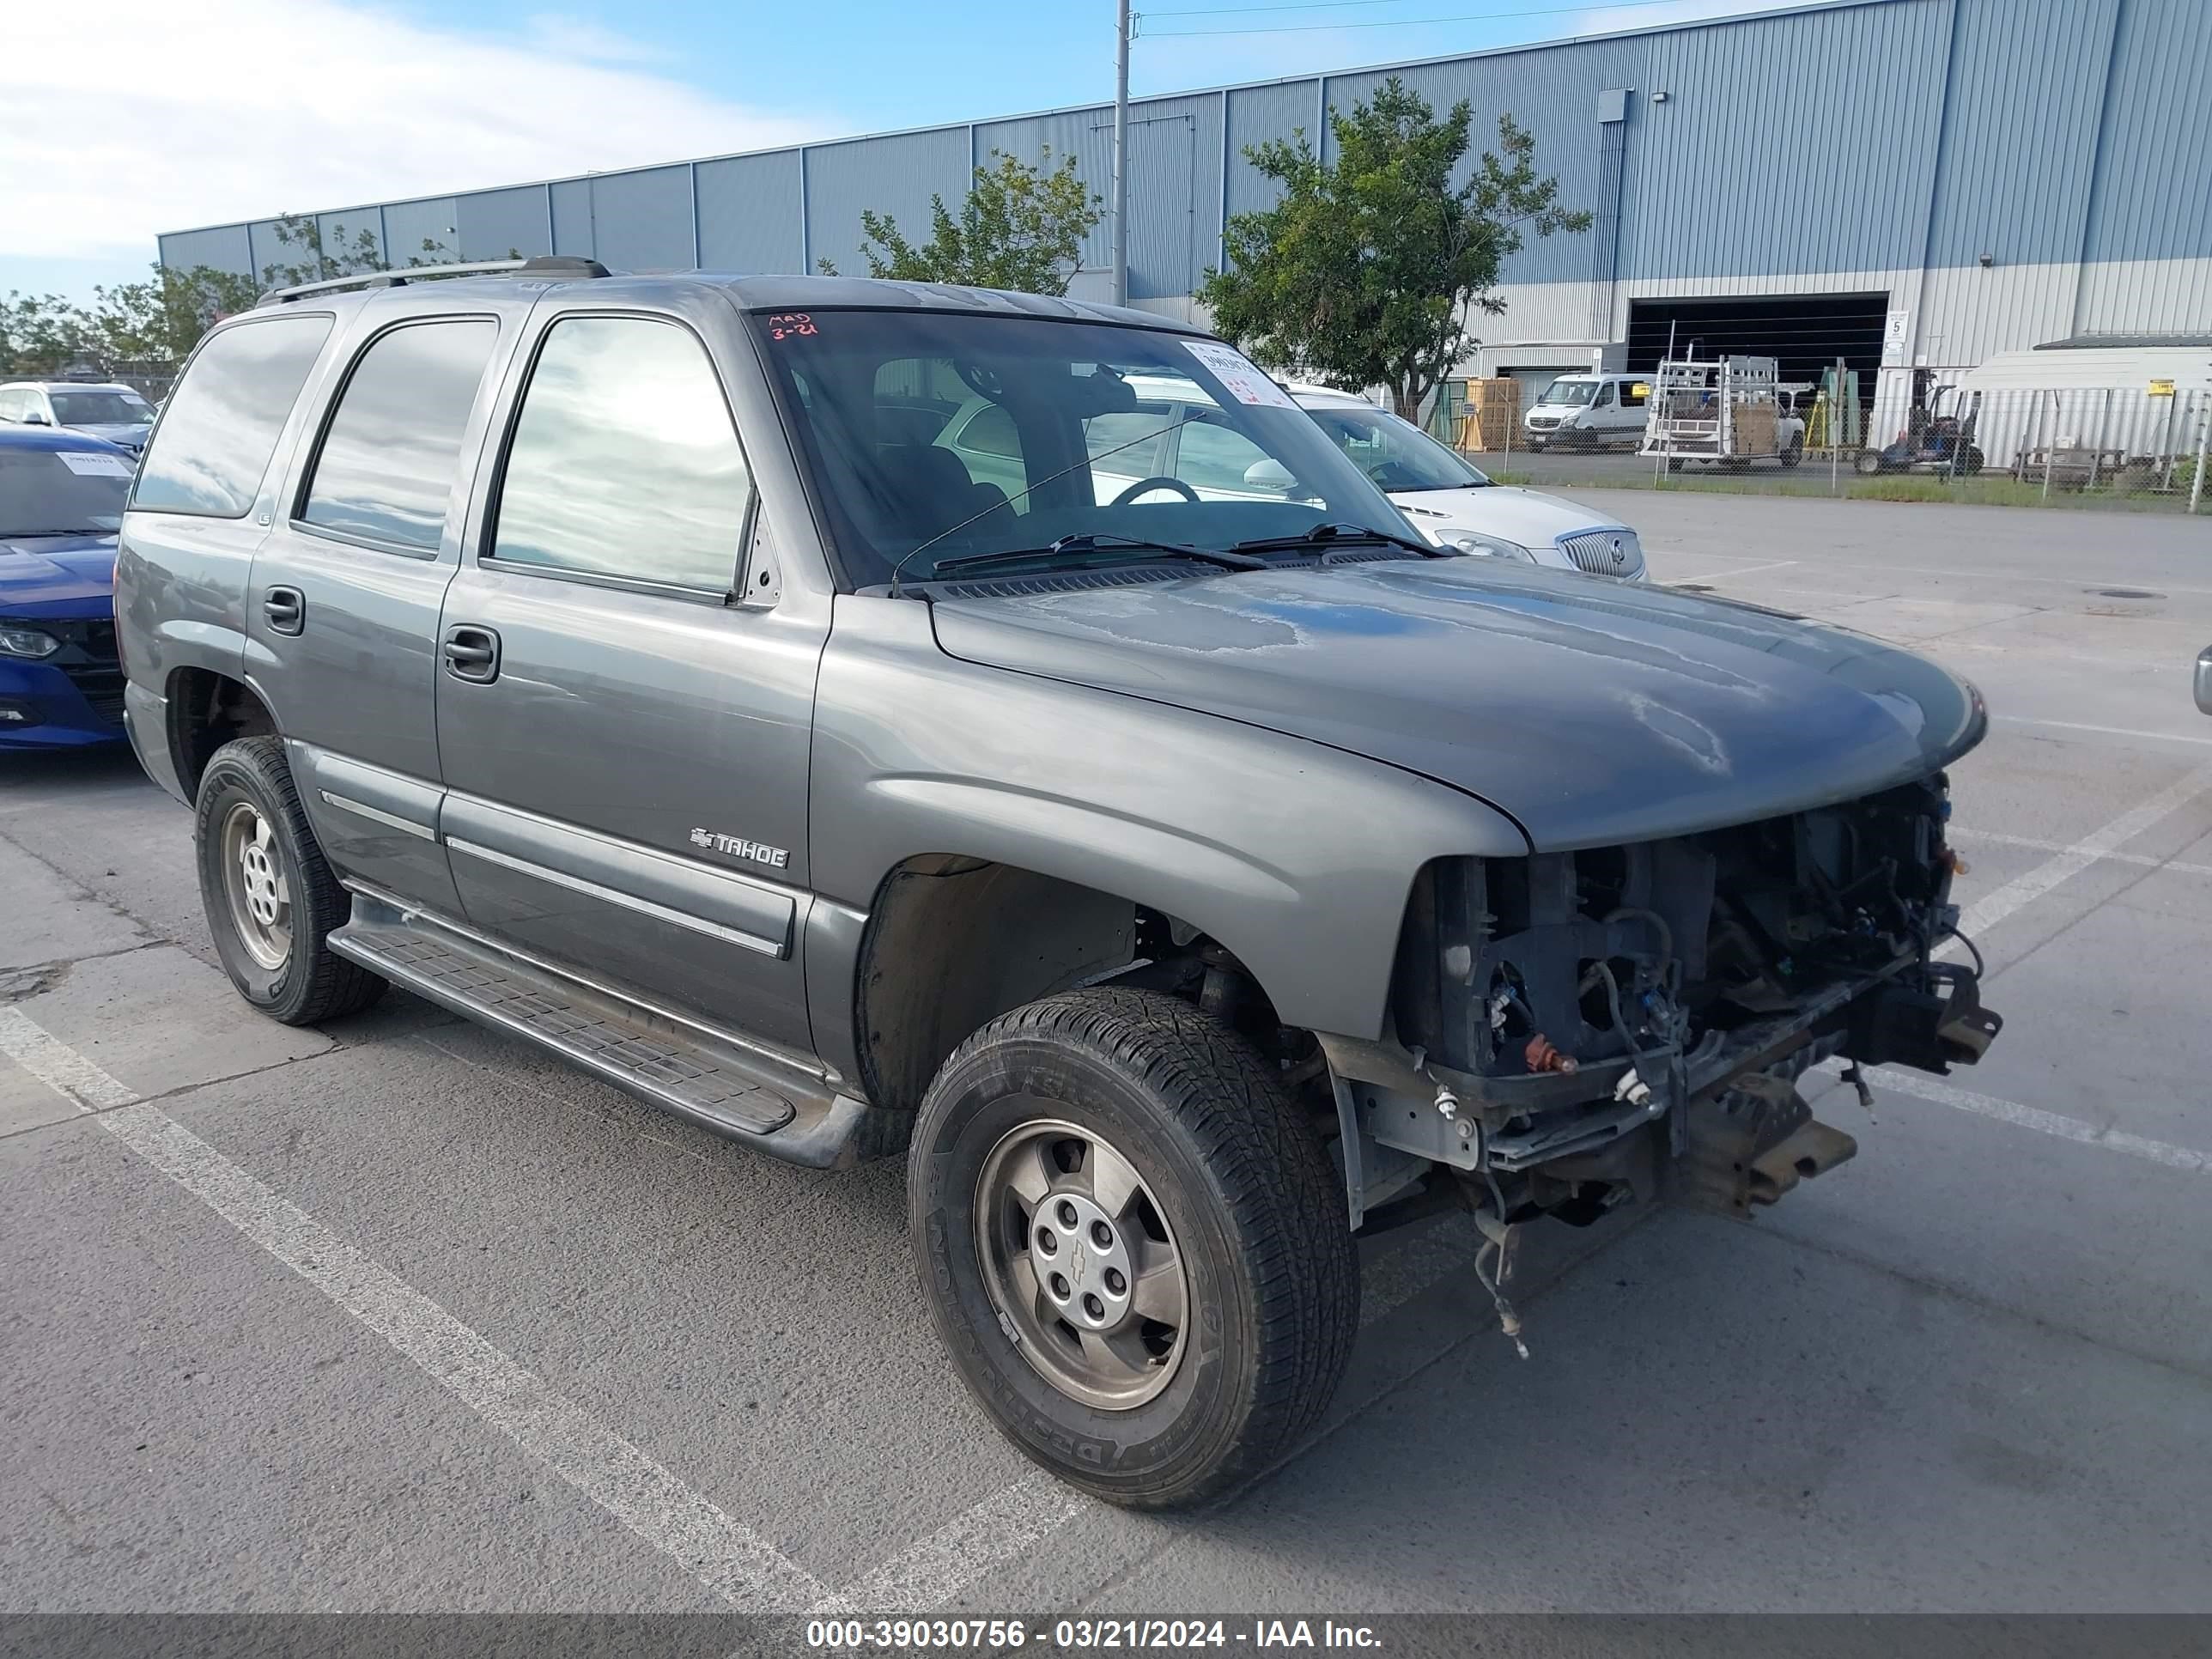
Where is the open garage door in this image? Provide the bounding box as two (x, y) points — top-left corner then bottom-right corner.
(1627, 292), (1889, 390)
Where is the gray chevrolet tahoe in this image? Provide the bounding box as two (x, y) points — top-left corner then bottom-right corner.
(115, 259), (2002, 1509)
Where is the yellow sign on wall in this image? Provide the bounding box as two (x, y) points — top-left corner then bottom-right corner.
(2149, 379), (2177, 397)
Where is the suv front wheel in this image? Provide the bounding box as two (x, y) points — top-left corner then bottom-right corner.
(909, 988), (1358, 1509)
(194, 736), (386, 1025)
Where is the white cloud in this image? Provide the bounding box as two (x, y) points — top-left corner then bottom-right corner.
(1, 0), (838, 264)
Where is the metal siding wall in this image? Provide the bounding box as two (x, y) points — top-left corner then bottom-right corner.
(1127, 94), (1218, 298)
(1224, 81), (1320, 224)
(1926, 0), (2118, 268)
(246, 220), (288, 283)
(382, 198), (459, 266)
(316, 209), (386, 270)
(1326, 41), (1643, 288)
(456, 185), (553, 261)
(1621, 0), (1952, 281)
(975, 110), (1116, 274)
(158, 225), (252, 277)
(696, 151), (805, 273)
(549, 178), (594, 258)
(805, 128), (970, 278)
(2083, 0), (2212, 270)
(591, 166), (694, 270)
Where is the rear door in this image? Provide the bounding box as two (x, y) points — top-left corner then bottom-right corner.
(246, 294), (520, 914)
(432, 298), (825, 1054)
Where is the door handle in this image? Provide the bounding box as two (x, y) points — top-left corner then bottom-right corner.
(263, 586), (305, 636)
(441, 624), (501, 684)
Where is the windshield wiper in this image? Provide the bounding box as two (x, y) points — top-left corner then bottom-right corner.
(930, 534), (1267, 580)
(1228, 522), (1448, 559)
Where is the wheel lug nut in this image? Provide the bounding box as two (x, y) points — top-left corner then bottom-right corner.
(1035, 1229), (1057, 1255)
(1083, 1293), (1105, 1321)
(1104, 1267), (1127, 1296)
(1048, 1273), (1071, 1301)
(1090, 1221), (1112, 1249)
(1055, 1200), (1079, 1229)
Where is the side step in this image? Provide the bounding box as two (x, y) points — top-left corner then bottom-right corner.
(331, 898), (871, 1167)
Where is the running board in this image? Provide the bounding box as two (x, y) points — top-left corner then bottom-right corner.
(331, 898), (871, 1167)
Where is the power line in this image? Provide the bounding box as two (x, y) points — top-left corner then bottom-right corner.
(1146, 0), (1754, 38)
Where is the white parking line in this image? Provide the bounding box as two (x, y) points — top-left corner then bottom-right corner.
(1853, 1063), (2208, 1175)
(1660, 558), (1800, 586)
(0, 1005), (833, 1613)
(1996, 716), (2212, 750)
(1945, 763), (2212, 952)
(1953, 826), (2212, 880)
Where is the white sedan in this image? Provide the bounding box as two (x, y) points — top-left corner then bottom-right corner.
(1288, 385), (1648, 581)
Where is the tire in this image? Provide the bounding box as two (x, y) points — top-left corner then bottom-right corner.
(1855, 448), (1884, 476)
(1960, 446), (1984, 477)
(909, 988), (1358, 1510)
(194, 735), (386, 1025)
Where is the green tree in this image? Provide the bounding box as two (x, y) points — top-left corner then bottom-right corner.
(821, 147), (1102, 296)
(1200, 78), (1589, 421)
(0, 289), (96, 374)
(258, 212), (457, 290)
(87, 264), (262, 361)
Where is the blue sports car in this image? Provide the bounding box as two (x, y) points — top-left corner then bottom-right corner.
(0, 426), (133, 750)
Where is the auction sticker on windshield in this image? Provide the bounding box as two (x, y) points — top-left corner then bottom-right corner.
(1184, 340), (1296, 409)
(57, 452), (133, 477)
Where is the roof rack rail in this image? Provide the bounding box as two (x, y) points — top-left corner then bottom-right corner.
(258, 255), (612, 306)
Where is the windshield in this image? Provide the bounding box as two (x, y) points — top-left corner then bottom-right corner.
(0, 448), (131, 535)
(49, 391), (151, 427)
(1538, 379), (1601, 408)
(1304, 404), (1489, 491)
(750, 310), (1413, 588)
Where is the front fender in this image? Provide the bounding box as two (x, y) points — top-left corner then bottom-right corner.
(810, 595), (1528, 1041)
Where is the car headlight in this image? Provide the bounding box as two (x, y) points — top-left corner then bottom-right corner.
(1447, 532), (1536, 562)
(0, 624), (63, 659)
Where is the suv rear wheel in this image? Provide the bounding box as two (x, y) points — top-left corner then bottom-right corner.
(195, 736), (386, 1025)
(909, 988), (1358, 1509)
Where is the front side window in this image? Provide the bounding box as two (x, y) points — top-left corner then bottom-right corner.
(489, 315), (752, 592)
(751, 310), (1406, 589)
(1304, 405), (1488, 492)
(301, 319), (497, 552)
(50, 390), (152, 427)
(133, 314), (334, 518)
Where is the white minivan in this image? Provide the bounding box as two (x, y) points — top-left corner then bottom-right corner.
(1522, 373), (1648, 450)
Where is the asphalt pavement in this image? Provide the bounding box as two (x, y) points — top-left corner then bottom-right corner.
(3, 492), (2210, 1625)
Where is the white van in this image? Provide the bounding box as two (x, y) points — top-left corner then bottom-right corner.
(1522, 373), (1648, 450)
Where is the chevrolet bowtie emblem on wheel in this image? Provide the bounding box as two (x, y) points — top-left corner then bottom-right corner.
(688, 828), (790, 870)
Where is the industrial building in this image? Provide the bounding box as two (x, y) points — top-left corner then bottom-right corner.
(160, 0), (2212, 412)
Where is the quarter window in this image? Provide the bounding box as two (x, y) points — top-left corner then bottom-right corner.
(489, 316), (752, 592)
(133, 314), (333, 518)
(301, 319), (497, 551)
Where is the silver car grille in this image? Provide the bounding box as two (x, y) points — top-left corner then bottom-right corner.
(1558, 527), (1645, 580)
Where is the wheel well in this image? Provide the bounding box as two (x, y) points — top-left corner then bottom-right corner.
(854, 855), (1300, 1118)
(167, 669), (276, 799)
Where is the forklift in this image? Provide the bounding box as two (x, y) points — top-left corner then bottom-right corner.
(1857, 368), (1984, 476)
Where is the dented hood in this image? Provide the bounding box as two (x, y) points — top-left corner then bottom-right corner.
(928, 558), (1984, 850)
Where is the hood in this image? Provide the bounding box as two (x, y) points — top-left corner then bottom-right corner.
(929, 558), (1983, 851)
(0, 532), (120, 612)
(70, 422), (149, 450)
(1390, 485), (1621, 550)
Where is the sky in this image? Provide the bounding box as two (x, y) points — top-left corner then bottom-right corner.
(1, 0), (1799, 306)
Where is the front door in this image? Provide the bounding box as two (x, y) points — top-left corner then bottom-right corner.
(248, 301), (516, 914)
(434, 307), (825, 1055)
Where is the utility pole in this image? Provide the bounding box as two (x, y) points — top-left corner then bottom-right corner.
(1112, 0), (1133, 308)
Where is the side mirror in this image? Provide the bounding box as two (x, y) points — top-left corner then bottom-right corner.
(22, 410), (49, 426)
(1243, 459), (1296, 492)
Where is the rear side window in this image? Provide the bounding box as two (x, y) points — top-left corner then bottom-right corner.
(488, 315), (751, 592)
(301, 319), (498, 552)
(133, 314), (333, 518)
